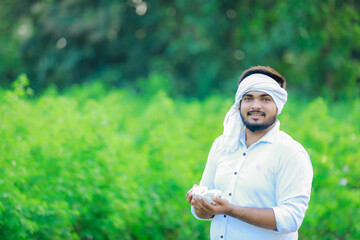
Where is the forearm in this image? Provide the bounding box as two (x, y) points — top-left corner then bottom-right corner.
(190, 195), (277, 229)
(226, 205), (277, 230)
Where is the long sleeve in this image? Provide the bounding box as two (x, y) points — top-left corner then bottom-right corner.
(272, 150), (313, 233)
(199, 137), (222, 189)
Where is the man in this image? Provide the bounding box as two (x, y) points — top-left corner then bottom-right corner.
(186, 66), (313, 240)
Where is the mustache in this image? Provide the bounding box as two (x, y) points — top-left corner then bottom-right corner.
(247, 110), (266, 116)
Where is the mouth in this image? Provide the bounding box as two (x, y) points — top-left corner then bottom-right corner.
(247, 111), (265, 120)
(248, 111), (265, 116)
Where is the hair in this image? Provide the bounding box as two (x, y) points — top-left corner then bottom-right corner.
(238, 66), (287, 89)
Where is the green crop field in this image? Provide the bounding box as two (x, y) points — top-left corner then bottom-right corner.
(0, 76), (359, 239)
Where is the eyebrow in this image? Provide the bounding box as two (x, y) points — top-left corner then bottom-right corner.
(243, 93), (271, 97)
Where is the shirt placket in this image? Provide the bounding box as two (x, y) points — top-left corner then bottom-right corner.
(219, 148), (248, 240)
(227, 148), (247, 203)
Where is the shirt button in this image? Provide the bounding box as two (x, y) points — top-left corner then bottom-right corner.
(229, 193), (232, 196)
(243, 152), (246, 156)
(221, 236), (223, 239)
(234, 172), (237, 175)
(224, 215), (226, 218)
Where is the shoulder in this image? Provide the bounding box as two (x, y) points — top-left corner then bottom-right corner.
(209, 135), (223, 155)
(213, 135), (223, 147)
(275, 131), (313, 172)
(206, 135), (225, 163)
(276, 131), (308, 155)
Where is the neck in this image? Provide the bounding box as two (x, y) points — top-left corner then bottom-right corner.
(245, 123), (275, 148)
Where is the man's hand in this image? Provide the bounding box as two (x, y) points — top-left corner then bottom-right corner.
(187, 185), (233, 219)
(186, 184), (198, 204)
(192, 196), (233, 217)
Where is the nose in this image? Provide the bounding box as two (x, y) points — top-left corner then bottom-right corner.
(250, 99), (262, 110)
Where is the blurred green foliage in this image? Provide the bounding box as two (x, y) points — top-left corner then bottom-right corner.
(0, 74), (359, 239)
(0, 0), (359, 99)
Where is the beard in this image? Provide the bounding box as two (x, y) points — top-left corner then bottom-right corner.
(240, 110), (277, 132)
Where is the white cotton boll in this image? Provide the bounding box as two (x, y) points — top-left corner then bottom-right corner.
(192, 186), (208, 198)
(203, 189), (222, 205)
(192, 186), (222, 205)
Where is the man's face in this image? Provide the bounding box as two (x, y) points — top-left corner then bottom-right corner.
(239, 91), (278, 132)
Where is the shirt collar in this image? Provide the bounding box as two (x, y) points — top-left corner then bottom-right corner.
(239, 120), (280, 147)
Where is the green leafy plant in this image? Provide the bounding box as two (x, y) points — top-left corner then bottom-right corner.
(0, 79), (359, 239)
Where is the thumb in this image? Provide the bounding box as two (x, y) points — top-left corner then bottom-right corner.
(213, 196), (224, 204)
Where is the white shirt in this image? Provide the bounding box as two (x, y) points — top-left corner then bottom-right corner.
(191, 120), (313, 240)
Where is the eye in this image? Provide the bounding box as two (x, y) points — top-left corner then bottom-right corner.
(262, 97), (271, 102)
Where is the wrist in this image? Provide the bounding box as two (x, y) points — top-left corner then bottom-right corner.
(226, 204), (234, 215)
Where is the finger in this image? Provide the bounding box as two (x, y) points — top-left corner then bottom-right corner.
(194, 198), (215, 215)
(200, 197), (214, 210)
(186, 187), (195, 203)
(187, 185), (198, 197)
(187, 195), (193, 204)
(213, 196), (225, 205)
(191, 196), (196, 206)
(192, 197), (205, 211)
(192, 196), (203, 207)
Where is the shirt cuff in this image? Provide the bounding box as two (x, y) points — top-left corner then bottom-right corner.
(191, 206), (212, 221)
(272, 206), (299, 234)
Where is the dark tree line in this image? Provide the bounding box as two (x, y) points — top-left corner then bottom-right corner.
(0, 0), (359, 99)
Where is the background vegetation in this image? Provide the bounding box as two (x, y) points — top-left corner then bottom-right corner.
(0, 0), (359, 239)
(1, 75), (359, 239)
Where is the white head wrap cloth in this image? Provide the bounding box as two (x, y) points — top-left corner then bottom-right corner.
(221, 73), (288, 153)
